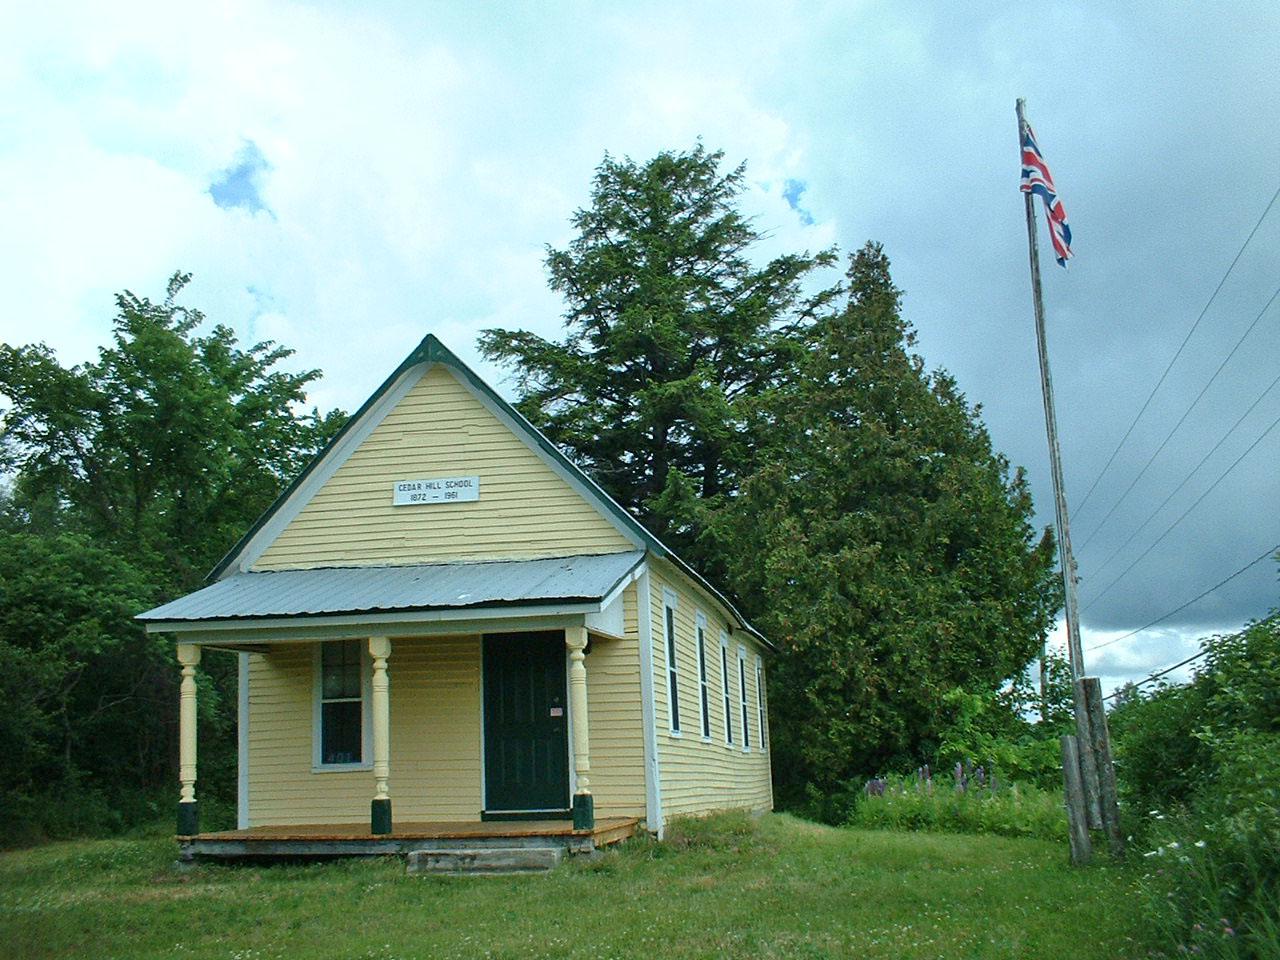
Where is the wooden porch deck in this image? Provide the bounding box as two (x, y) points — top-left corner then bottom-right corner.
(179, 817), (641, 862)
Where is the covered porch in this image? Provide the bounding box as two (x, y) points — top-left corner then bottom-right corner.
(180, 817), (641, 862)
(138, 552), (651, 859)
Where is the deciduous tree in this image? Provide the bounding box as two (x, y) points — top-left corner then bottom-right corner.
(0, 275), (343, 838)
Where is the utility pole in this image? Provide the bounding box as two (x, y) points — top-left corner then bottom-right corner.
(1016, 98), (1122, 860)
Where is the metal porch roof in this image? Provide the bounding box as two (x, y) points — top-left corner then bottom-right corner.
(138, 551), (645, 624)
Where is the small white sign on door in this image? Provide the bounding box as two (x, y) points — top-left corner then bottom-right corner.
(392, 476), (480, 506)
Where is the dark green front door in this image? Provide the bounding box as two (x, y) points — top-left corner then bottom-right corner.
(482, 631), (570, 816)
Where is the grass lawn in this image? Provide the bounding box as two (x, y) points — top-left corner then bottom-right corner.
(0, 813), (1155, 960)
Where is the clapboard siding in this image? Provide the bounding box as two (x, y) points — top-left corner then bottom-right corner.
(253, 364), (633, 569)
(247, 636), (483, 826)
(582, 582), (647, 819)
(648, 566), (773, 819)
(246, 624), (648, 826)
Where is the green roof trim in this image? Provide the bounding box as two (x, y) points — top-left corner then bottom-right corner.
(207, 334), (768, 646)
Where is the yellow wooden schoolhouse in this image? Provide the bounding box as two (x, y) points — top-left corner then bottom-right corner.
(139, 335), (772, 862)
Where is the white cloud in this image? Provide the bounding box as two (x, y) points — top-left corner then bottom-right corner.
(1, 0), (1277, 672)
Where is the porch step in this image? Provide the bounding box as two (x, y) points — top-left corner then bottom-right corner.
(406, 845), (564, 875)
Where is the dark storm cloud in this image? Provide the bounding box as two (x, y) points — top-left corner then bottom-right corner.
(757, 3), (1280, 664)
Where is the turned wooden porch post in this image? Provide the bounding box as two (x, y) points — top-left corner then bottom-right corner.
(368, 635), (392, 835)
(176, 643), (201, 836)
(566, 627), (593, 829)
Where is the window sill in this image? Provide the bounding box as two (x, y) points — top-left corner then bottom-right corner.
(700, 736), (712, 744)
(312, 762), (372, 774)
(667, 730), (683, 739)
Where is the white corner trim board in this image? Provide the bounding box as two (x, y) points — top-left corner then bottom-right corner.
(636, 568), (664, 836)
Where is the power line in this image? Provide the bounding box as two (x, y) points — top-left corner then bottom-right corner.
(1084, 366), (1280, 580)
(1077, 282), (1280, 551)
(1104, 648), (1210, 701)
(1085, 540), (1280, 653)
(1074, 183), (1280, 516)
(1081, 406), (1280, 612)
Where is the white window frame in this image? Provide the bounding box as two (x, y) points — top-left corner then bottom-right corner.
(312, 640), (373, 772)
(738, 644), (751, 752)
(720, 629), (734, 747)
(695, 612), (711, 741)
(755, 656), (767, 752)
(662, 588), (681, 736)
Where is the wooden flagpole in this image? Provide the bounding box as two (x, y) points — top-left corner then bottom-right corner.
(1015, 97), (1112, 849)
(1016, 98), (1086, 678)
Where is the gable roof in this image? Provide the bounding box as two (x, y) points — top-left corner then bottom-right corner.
(208, 334), (767, 646)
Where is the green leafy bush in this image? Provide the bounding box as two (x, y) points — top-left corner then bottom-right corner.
(848, 774), (1066, 841)
(1114, 612), (1280, 958)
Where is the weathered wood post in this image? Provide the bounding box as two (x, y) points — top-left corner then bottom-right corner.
(369, 636), (392, 836)
(176, 643), (201, 836)
(566, 627), (594, 830)
(1081, 677), (1124, 858)
(1060, 734), (1092, 865)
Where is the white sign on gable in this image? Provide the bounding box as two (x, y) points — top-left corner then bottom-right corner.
(392, 476), (480, 506)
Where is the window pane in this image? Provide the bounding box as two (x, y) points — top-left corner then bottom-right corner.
(665, 605), (680, 732)
(722, 645), (733, 743)
(321, 700), (362, 764)
(322, 640), (362, 699)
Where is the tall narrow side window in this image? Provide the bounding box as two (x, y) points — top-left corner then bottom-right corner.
(738, 646), (751, 751)
(720, 630), (734, 746)
(319, 639), (364, 766)
(663, 591), (681, 734)
(695, 613), (710, 740)
(756, 657), (767, 751)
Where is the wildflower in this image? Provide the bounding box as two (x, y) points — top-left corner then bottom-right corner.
(1194, 840), (1206, 848)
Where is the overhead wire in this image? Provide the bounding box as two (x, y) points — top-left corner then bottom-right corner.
(1103, 648), (1210, 701)
(1081, 406), (1280, 612)
(1084, 365), (1280, 579)
(1077, 282), (1280, 552)
(1085, 540), (1280, 653)
(1073, 183), (1280, 516)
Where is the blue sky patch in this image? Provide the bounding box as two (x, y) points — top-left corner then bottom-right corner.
(209, 140), (272, 215)
(782, 178), (814, 225)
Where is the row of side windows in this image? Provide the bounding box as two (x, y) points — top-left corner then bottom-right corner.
(661, 588), (766, 750)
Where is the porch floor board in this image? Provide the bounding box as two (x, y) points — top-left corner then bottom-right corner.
(193, 817), (640, 842)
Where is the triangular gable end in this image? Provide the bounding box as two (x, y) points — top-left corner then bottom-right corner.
(209, 335), (767, 645)
(213, 336), (645, 577)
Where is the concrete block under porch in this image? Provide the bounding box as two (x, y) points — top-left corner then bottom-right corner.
(179, 817), (641, 867)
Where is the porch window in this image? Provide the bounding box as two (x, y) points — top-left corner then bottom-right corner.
(695, 612), (710, 740)
(738, 646), (751, 751)
(720, 630), (733, 746)
(756, 657), (767, 751)
(318, 639), (365, 766)
(663, 590), (681, 734)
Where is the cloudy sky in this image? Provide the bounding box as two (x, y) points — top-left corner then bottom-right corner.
(3, 1), (1278, 691)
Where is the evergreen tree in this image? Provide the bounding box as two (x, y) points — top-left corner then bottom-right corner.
(479, 144), (838, 567)
(713, 243), (1059, 811)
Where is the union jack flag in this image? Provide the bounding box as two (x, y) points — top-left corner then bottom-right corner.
(1020, 124), (1073, 267)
